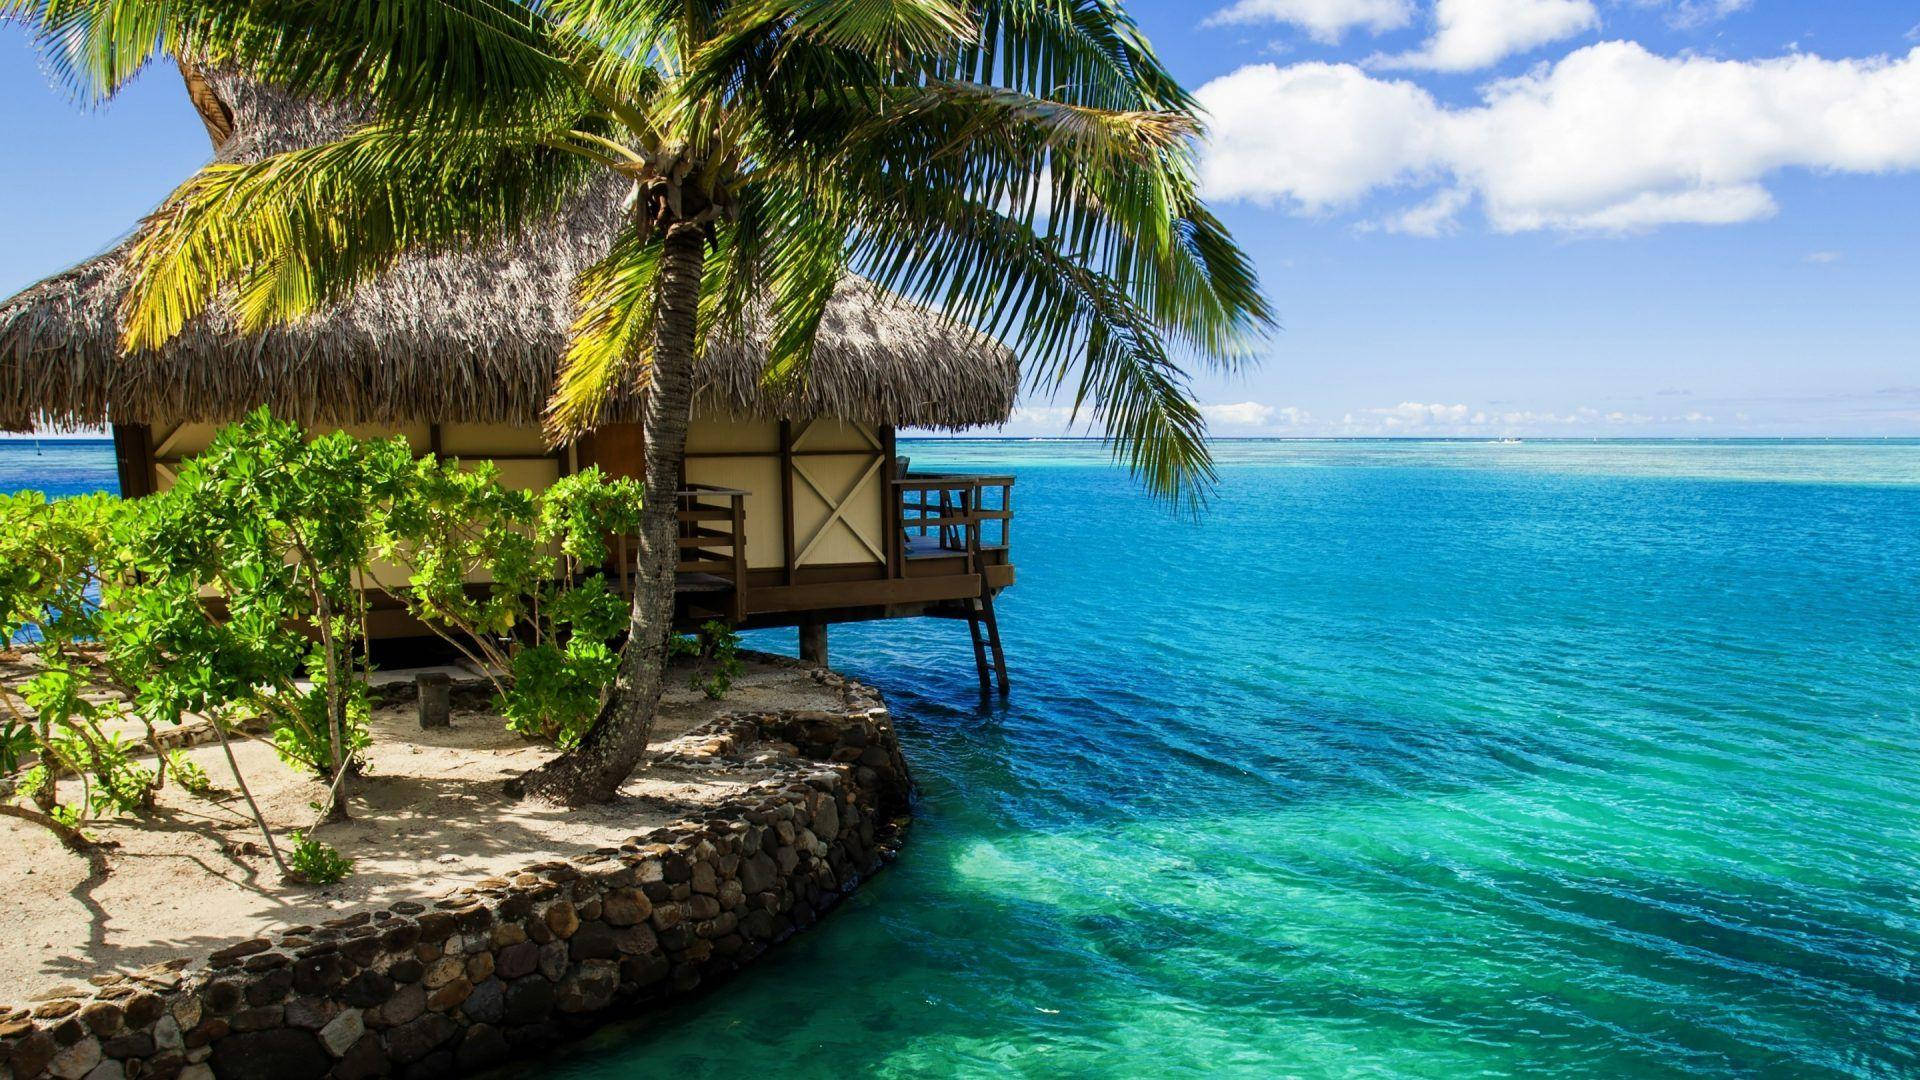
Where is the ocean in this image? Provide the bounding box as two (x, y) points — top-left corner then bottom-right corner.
(11, 438), (1920, 1077)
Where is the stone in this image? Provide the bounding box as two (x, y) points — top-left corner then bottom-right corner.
(370, 982), (426, 1028)
(601, 889), (652, 927)
(332, 1034), (386, 1080)
(415, 912), (457, 942)
(11, 1031), (58, 1077)
(48, 1036), (102, 1078)
(650, 903), (684, 932)
(152, 1015), (183, 1052)
(544, 902), (579, 939)
(184, 1019), (229, 1049)
(460, 980), (505, 1025)
(537, 942), (569, 983)
(568, 922), (619, 962)
(452, 1024), (509, 1073)
(282, 997), (338, 1032)
(465, 952), (494, 983)
(317, 1008), (364, 1057)
(487, 923), (527, 949)
(340, 971), (395, 1009)
(208, 939), (272, 967)
(389, 958), (426, 984)
(689, 861), (718, 896)
(813, 797), (840, 842)
(494, 942), (539, 980)
(502, 978), (554, 1026)
(612, 925), (658, 956)
(426, 978), (472, 1012)
(554, 961), (618, 1014)
(122, 994), (163, 1029)
(385, 1014), (458, 1065)
(289, 955), (347, 997)
(686, 895), (721, 921)
(200, 982), (242, 1016)
(620, 953), (670, 988)
(229, 1006), (284, 1033)
(101, 1030), (154, 1058)
(179, 1066), (215, 1080)
(422, 957), (465, 989)
(207, 1029), (328, 1080)
(80, 1003), (123, 1037)
(416, 671), (452, 728)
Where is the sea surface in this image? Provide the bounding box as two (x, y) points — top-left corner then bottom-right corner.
(11, 438), (1920, 1078)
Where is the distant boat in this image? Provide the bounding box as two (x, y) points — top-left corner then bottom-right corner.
(1492, 437), (1523, 445)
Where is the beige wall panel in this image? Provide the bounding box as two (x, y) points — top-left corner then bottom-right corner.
(336, 423), (431, 452)
(685, 415), (779, 454)
(151, 422), (221, 459)
(792, 419), (881, 454)
(440, 423), (550, 456)
(792, 454), (885, 566)
(154, 421), (431, 458)
(682, 456), (783, 569)
(467, 458), (561, 493)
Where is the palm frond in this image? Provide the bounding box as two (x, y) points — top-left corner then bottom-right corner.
(548, 222), (664, 440)
(121, 120), (597, 350)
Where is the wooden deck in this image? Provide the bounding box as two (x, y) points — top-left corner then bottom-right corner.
(655, 473), (1016, 631)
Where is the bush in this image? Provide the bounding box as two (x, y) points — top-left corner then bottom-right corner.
(384, 462), (641, 746)
(167, 751), (214, 797)
(286, 831), (353, 885)
(685, 620), (744, 701)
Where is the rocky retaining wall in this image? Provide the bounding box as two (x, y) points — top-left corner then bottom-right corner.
(0, 664), (912, 1080)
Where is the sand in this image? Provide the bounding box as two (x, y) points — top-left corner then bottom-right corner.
(0, 658), (845, 1000)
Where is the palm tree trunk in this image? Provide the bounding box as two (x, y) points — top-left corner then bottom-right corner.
(515, 221), (706, 805)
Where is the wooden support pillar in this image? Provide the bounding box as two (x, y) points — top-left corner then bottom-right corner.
(799, 621), (829, 667)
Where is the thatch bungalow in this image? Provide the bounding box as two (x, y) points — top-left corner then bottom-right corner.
(0, 67), (1015, 688)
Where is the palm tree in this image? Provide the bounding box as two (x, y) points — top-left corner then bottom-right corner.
(8, 0), (1273, 805)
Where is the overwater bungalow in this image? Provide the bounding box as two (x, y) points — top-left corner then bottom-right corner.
(0, 67), (1015, 689)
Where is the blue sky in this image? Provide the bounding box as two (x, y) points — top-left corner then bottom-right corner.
(4, 2), (1919, 438)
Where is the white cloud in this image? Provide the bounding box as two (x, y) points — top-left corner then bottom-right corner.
(1647, 0), (1752, 30)
(1201, 401), (1279, 426)
(1198, 43), (1920, 233)
(1373, 0), (1599, 72)
(1370, 187), (1472, 235)
(1197, 62), (1446, 211)
(1203, 0), (1413, 43)
(1805, 250), (1843, 264)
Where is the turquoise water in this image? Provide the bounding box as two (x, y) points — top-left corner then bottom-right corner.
(12, 439), (1920, 1077)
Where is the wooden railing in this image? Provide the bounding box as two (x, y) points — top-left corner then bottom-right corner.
(610, 485), (748, 623)
(674, 484), (748, 622)
(891, 473), (1014, 578)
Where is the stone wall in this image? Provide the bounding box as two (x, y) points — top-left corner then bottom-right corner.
(0, 665), (912, 1080)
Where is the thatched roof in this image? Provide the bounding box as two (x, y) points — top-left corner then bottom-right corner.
(0, 68), (1017, 433)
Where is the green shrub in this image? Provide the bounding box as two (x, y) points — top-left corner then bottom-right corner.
(167, 751), (214, 797)
(686, 620), (744, 701)
(286, 831), (353, 885)
(0, 720), (34, 775)
(385, 463), (641, 746)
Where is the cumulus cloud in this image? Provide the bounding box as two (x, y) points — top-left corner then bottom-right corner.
(1805, 250), (1843, 264)
(1198, 42), (1920, 233)
(1372, 0), (1599, 72)
(1203, 0), (1413, 43)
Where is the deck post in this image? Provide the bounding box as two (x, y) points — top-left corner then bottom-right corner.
(799, 620), (829, 667)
